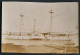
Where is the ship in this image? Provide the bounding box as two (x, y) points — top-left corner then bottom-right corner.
(5, 9), (72, 41)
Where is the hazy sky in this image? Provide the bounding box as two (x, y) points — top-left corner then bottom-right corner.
(2, 2), (78, 33)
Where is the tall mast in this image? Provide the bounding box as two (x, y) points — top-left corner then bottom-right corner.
(49, 9), (54, 35)
(20, 14), (24, 36)
(33, 19), (36, 33)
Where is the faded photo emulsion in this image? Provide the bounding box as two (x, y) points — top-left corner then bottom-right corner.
(2, 2), (79, 54)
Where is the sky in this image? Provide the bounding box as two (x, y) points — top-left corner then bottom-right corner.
(2, 2), (78, 33)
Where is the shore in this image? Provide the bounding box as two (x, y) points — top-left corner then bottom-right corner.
(1, 43), (79, 53)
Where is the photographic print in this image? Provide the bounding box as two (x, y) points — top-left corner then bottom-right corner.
(1, 2), (79, 54)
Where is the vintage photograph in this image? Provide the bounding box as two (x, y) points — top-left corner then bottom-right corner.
(2, 2), (79, 54)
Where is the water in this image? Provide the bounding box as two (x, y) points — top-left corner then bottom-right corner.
(1, 35), (79, 53)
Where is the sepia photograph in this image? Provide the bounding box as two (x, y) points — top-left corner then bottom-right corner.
(1, 2), (79, 54)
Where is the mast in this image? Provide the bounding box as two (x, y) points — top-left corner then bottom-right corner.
(33, 19), (36, 33)
(20, 14), (24, 36)
(49, 9), (54, 35)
